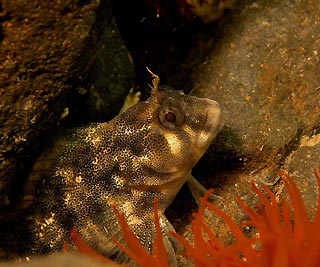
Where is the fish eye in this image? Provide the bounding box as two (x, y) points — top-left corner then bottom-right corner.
(159, 101), (184, 129)
(165, 111), (176, 123)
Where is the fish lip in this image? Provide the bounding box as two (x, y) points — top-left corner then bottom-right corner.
(198, 98), (224, 154)
(202, 98), (223, 141)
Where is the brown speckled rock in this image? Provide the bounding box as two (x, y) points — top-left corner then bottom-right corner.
(283, 134), (320, 218)
(180, 0), (320, 246)
(0, 0), (133, 207)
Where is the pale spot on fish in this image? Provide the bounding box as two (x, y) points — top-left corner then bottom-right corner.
(164, 132), (182, 156)
(76, 175), (83, 183)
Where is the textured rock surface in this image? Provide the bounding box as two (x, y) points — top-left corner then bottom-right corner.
(0, 0), (133, 206)
(64, 17), (134, 125)
(183, 0), (320, 244)
(283, 134), (320, 218)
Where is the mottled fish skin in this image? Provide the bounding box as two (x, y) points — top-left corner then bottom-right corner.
(31, 76), (222, 265)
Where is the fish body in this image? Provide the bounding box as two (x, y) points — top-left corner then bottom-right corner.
(32, 74), (222, 265)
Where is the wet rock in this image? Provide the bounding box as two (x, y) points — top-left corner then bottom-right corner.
(283, 134), (320, 218)
(64, 17), (134, 125)
(183, 0), (320, 243)
(185, 0), (236, 23)
(0, 0), (133, 206)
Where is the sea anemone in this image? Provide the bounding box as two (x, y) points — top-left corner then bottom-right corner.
(68, 199), (169, 267)
(110, 198), (169, 267)
(69, 167), (320, 266)
(172, 167), (320, 267)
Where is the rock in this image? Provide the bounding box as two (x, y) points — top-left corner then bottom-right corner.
(185, 0), (236, 23)
(0, 0), (133, 207)
(283, 134), (320, 218)
(64, 17), (134, 125)
(181, 0), (320, 244)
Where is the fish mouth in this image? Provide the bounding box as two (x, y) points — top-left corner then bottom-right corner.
(195, 98), (223, 155)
